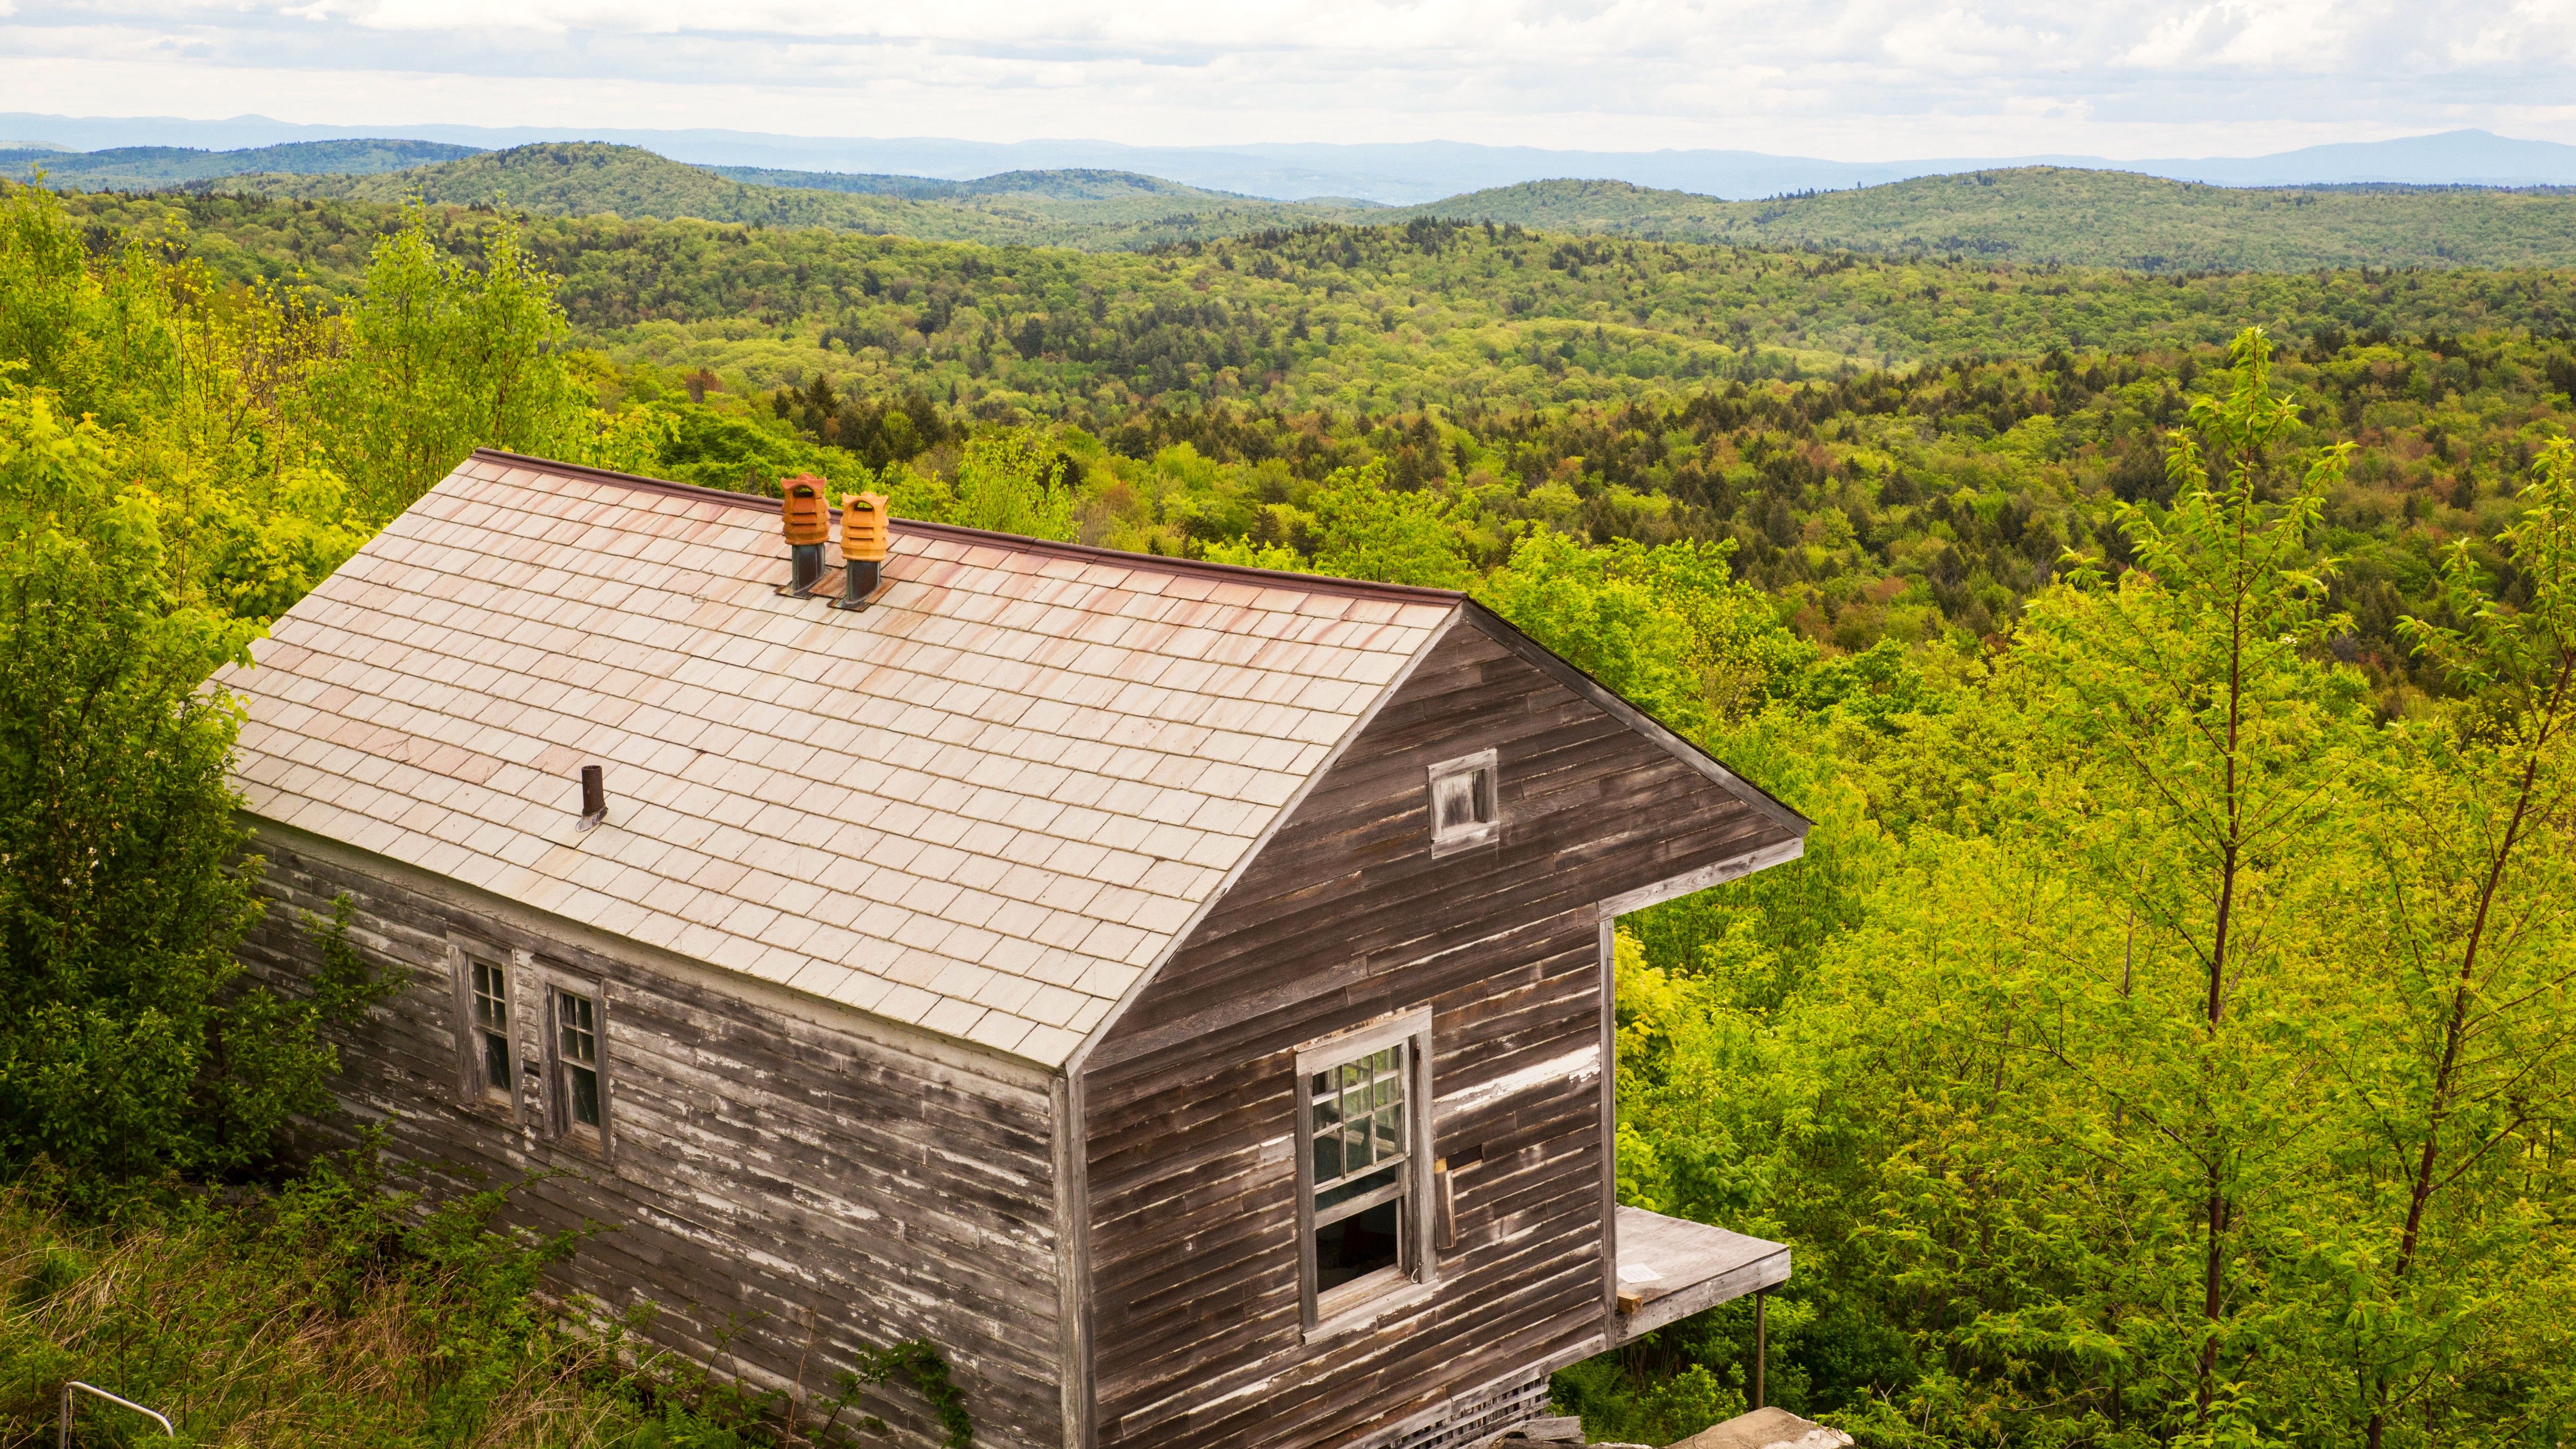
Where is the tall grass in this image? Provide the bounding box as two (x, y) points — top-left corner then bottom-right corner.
(0, 1142), (780, 1448)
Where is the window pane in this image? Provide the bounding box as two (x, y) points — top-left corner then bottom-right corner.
(1471, 766), (1494, 823)
(1312, 1040), (1414, 1201)
(569, 1063), (601, 1127)
(473, 961), (508, 1031)
(482, 1030), (511, 1093)
(558, 990), (596, 1066)
(1315, 1196), (1402, 1291)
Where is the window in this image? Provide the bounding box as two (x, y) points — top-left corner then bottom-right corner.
(471, 959), (512, 1100)
(1295, 1009), (1437, 1330)
(1427, 749), (1499, 854)
(555, 988), (603, 1133)
(1311, 1043), (1409, 1292)
(449, 939), (519, 1115)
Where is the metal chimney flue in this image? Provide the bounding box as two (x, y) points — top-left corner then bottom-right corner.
(578, 765), (606, 832)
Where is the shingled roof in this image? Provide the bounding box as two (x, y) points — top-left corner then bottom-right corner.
(221, 451), (1463, 1068)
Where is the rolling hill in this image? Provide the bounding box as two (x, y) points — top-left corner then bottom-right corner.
(1396, 169), (2576, 271)
(705, 164), (1293, 203)
(0, 138), (480, 187)
(26, 137), (2576, 271)
(13, 113), (2576, 199)
(187, 142), (1367, 250)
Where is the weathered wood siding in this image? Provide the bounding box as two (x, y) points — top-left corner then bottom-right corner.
(241, 825), (1067, 1449)
(1080, 615), (1801, 1449)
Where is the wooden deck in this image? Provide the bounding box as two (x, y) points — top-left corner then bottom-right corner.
(1613, 1205), (1791, 1340)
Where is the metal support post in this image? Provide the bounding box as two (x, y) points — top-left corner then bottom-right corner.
(1754, 1287), (1769, 1409)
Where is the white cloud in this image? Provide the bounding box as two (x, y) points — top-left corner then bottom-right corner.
(1, 0), (2573, 156)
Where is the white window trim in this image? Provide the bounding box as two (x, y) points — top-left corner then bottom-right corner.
(1293, 1007), (1438, 1339)
(535, 964), (613, 1159)
(446, 934), (521, 1122)
(1426, 748), (1501, 857)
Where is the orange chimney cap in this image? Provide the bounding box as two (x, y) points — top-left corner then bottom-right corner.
(842, 491), (891, 563)
(781, 475), (829, 547)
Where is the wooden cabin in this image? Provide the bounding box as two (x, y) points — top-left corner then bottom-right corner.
(225, 450), (1808, 1449)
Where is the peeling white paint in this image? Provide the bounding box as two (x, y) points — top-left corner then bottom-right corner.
(1435, 1043), (1601, 1119)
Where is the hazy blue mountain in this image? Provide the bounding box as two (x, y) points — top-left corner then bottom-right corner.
(2131, 129), (2576, 187)
(6, 113), (2575, 203)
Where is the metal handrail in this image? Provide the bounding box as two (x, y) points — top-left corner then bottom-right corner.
(58, 1381), (175, 1445)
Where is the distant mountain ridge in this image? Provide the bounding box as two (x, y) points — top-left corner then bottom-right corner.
(1392, 171), (2576, 272)
(20, 137), (2576, 271)
(701, 164), (1312, 204)
(161, 142), (1369, 251)
(0, 138), (478, 186)
(6, 113), (2576, 202)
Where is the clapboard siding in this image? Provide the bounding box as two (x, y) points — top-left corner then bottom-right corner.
(1082, 618), (1801, 1449)
(238, 826), (1067, 1449)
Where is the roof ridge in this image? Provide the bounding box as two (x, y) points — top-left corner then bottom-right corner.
(470, 448), (1470, 608)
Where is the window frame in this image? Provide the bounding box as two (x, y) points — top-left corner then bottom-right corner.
(536, 965), (612, 1158)
(1425, 748), (1501, 856)
(1292, 1007), (1438, 1335)
(446, 935), (521, 1121)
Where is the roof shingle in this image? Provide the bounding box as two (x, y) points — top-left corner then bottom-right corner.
(221, 453), (1457, 1067)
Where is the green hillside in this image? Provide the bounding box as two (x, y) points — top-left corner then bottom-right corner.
(1400, 167), (2576, 271)
(124, 142), (2576, 271)
(48, 187), (2576, 425)
(196, 142), (1363, 250)
(705, 164), (966, 198)
(710, 163), (1271, 203)
(2, 138), (480, 187)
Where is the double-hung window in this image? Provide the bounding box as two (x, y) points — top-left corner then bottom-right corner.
(552, 985), (606, 1140)
(450, 940), (519, 1116)
(471, 959), (512, 1099)
(1295, 1009), (1436, 1330)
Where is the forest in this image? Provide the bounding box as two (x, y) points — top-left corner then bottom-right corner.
(2, 174), (2574, 1448)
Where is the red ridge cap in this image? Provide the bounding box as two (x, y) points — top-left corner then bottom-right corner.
(468, 448), (1468, 607)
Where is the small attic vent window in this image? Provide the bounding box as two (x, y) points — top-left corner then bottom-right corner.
(1427, 749), (1499, 855)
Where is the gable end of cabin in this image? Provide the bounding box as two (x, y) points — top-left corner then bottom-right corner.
(1070, 607), (1806, 1449)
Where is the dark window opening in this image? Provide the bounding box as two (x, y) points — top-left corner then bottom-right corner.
(1316, 1198), (1402, 1291)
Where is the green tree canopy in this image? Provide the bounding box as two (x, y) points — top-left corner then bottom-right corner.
(0, 382), (397, 1187)
(312, 204), (588, 523)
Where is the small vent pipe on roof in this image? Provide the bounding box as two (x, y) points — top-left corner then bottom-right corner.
(780, 475), (829, 595)
(830, 491), (891, 612)
(577, 765), (606, 832)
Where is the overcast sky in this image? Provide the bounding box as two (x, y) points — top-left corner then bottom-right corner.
(3, 1), (2573, 160)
